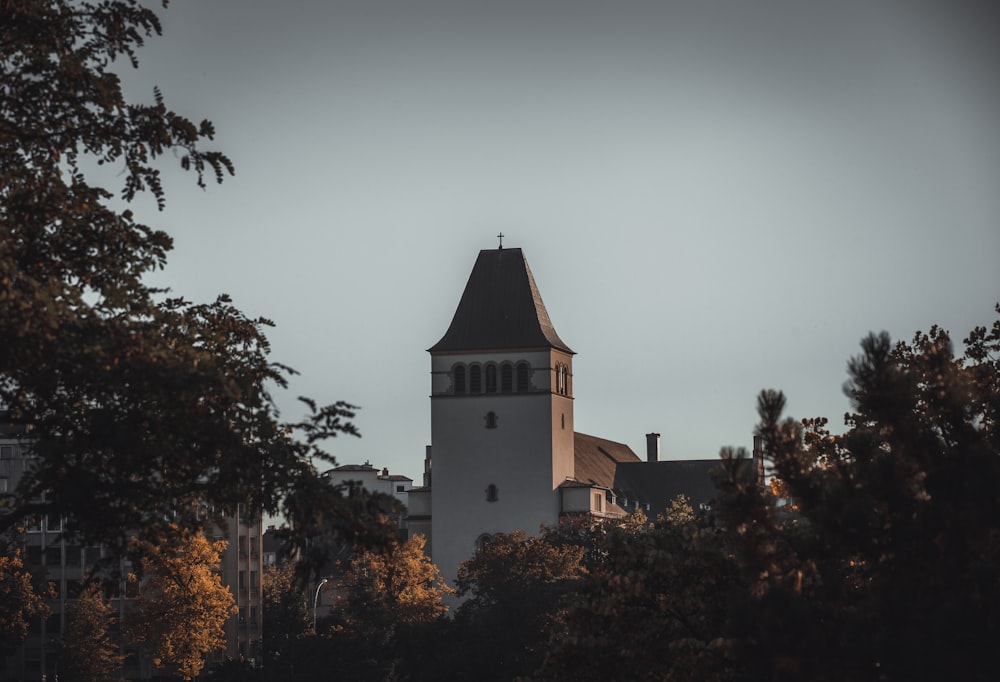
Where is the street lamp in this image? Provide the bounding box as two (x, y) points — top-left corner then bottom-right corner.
(312, 578), (328, 631)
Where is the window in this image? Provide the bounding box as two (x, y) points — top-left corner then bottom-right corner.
(593, 493), (603, 513)
(555, 363), (570, 396)
(485, 411), (498, 429)
(46, 546), (61, 566)
(485, 484), (499, 502)
(475, 533), (495, 551)
(26, 546), (42, 565)
(396, 484), (405, 492)
(46, 613), (61, 635)
(250, 606), (258, 624)
(239, 570), (247, 591)
(25, 515), (42, 533)
(0, 445), (14, 459)
(453, 364), (466, 394)
(485, 363), (497, 393)
(470, 365), (482, 393)
(0, 477), (7, 493)
(85, 546), (102, 564)
(46, 514), (62, 533)
(501, 363), (513, 393)
(516, 362), (531, 392)
(65, 545), (82, 566)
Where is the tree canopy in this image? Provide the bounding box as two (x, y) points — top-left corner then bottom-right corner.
(538, 307), (1000, 682)
(247, 309), (999, 682)
(125, 526), (236, 680)
(59, 582), (124, 682)
(0, 0), (361, 555)
(339, 534), (454, 630)
(0, 545), (50, 656)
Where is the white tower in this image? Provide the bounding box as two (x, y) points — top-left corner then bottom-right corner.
(427, 247), (575, 587)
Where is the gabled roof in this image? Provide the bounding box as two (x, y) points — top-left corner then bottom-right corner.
(614, 459), (755, 516)
(572, 432), (642, 488)
(429, 248), (573, 353)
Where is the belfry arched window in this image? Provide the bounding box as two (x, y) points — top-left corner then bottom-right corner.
(485, 484), (499, 502)
(501, 363), (513, 393)
(555, 363), (569, 396)
(485, 363), (497, 393)
(453, 364), (466, 394)
(470, 364), (482, 394)
(516, 362), (531, 392)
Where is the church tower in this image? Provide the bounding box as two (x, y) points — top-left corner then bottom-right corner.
(427, 246), (575, 585)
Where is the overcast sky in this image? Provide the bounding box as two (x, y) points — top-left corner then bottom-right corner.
(115, 0), (1000, 483)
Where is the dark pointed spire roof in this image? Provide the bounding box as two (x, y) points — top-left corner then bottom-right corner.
(429, 248), (573, 354)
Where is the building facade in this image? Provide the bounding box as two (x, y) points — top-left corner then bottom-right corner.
(0, 425), (262, 680)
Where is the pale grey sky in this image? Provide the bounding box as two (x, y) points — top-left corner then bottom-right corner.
(114, 0), (999, 482)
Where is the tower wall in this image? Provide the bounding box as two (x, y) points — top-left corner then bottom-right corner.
(429, 348), (574, 586)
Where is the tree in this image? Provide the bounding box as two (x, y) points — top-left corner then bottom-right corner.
(1, 1), (361, 558)
(538, 504), (742, 682)
(540, 308), (1000, 682)
(452, 529), (587, 681)
(59, 582), (124, 682)
(339, 534), (454, 630)
(260, 562), (309, 669)
(0, 545), (50, 655)
(282, 534), (452, 682)
(727, 309), (1000, 681)
(125, 525), (236, 680)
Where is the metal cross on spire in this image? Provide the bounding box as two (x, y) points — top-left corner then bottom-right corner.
(497, 232), (504, 250)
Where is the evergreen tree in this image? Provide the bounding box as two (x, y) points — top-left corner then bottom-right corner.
(727, 308), (1000, 681)
(541, 308), (1000, 681)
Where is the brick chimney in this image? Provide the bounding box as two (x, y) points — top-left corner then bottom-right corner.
(645, 433), (661, 463)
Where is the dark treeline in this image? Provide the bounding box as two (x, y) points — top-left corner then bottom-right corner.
(250, 309), (999, 682)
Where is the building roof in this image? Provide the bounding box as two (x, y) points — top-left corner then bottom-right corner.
(614, 458), (754, 516)
(328, 463), (377, 472)
(572, 432), (642, 488)
(428, 248), (573, 353)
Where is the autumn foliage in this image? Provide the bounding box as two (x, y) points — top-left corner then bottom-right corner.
(0, 547), (49, 655)
(59, 583), (124, 682)
(339, 534), (454, 629)
(125, 527), (236, 680)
